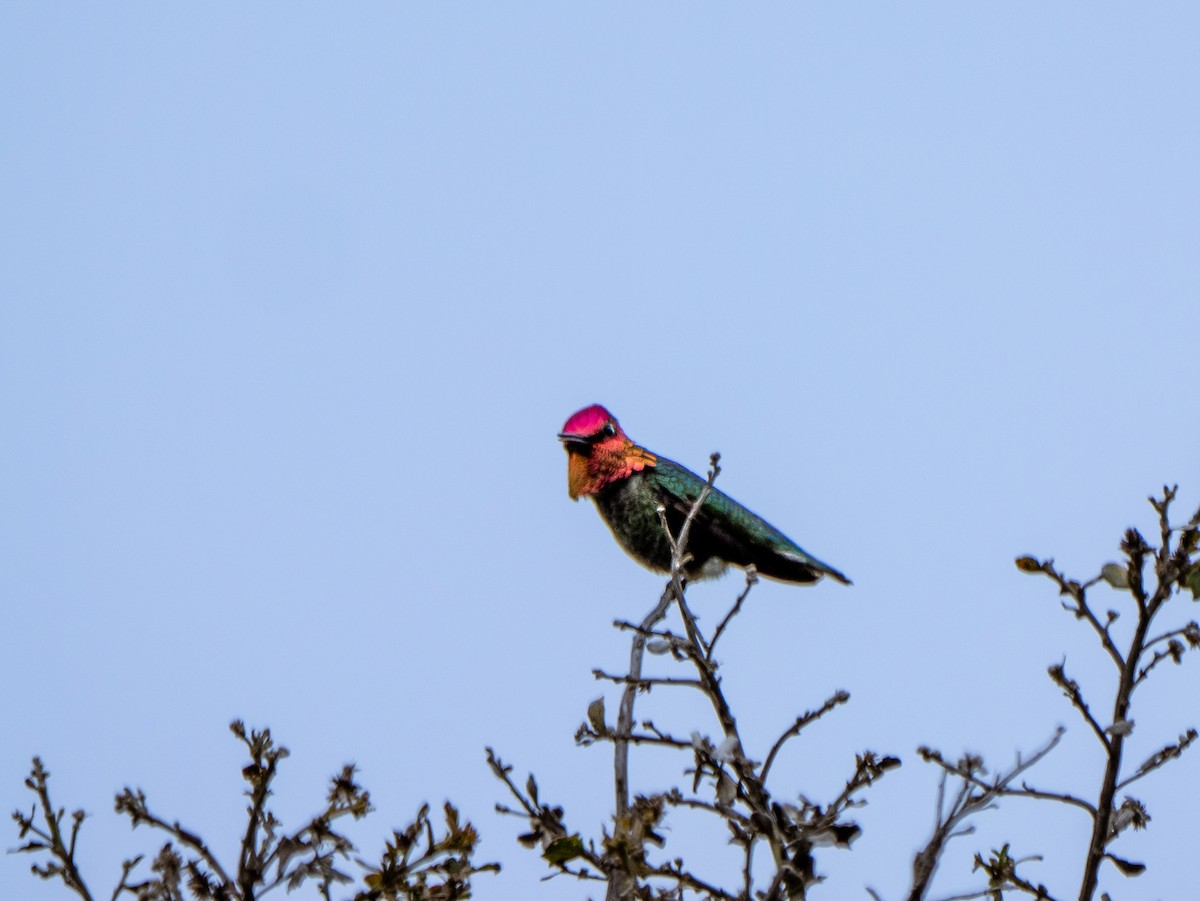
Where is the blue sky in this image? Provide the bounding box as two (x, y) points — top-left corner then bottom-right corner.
(2, 4), (1198, 899)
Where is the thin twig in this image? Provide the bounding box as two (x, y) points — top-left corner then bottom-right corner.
(662, 793), (755, 827)
(760, 691), (851, 786)
(909, 730), (1066, 901)
(114, 792), (237, 893)
(15, 759), (95, 901)
(1041, 563), (1125, 669)
(611, 584), (674, 824)
(593, 669), (703, 689)
(707, 567), (758, 663)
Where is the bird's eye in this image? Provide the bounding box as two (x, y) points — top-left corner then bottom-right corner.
(601, 422), (617, 438)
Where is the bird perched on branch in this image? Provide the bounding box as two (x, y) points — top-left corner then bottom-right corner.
(558, 404), (850, 586)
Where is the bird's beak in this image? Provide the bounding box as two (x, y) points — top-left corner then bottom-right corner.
(558, 432), (590, 449)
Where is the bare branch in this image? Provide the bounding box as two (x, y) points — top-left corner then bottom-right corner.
(909, 730), (1067, 901)
(592, 669), (703, 690)
(707, 566), (758, 662)
(610, 582), (675, 827)
(12, 758), (94, 901)
(1020, 557), (1125, 669)
(760, 691), (852, 787)
(1046, 662), (1111, 749)
(1117, 729), (1198, 791)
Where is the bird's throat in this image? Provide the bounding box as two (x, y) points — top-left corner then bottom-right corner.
(566, 443), (657, 500)
(567, 452), (592, 500)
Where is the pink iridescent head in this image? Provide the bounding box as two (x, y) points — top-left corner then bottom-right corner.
(559, 405), (656, 500)
(559, 404), (623, 444)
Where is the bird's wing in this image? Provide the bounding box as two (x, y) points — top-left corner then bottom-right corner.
(650, 457), (851, 585)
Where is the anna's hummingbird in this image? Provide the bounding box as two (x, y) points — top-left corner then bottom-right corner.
(559, 404), (850, 586)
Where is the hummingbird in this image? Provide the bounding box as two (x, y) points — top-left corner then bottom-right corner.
(558, 404), (850, 586)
